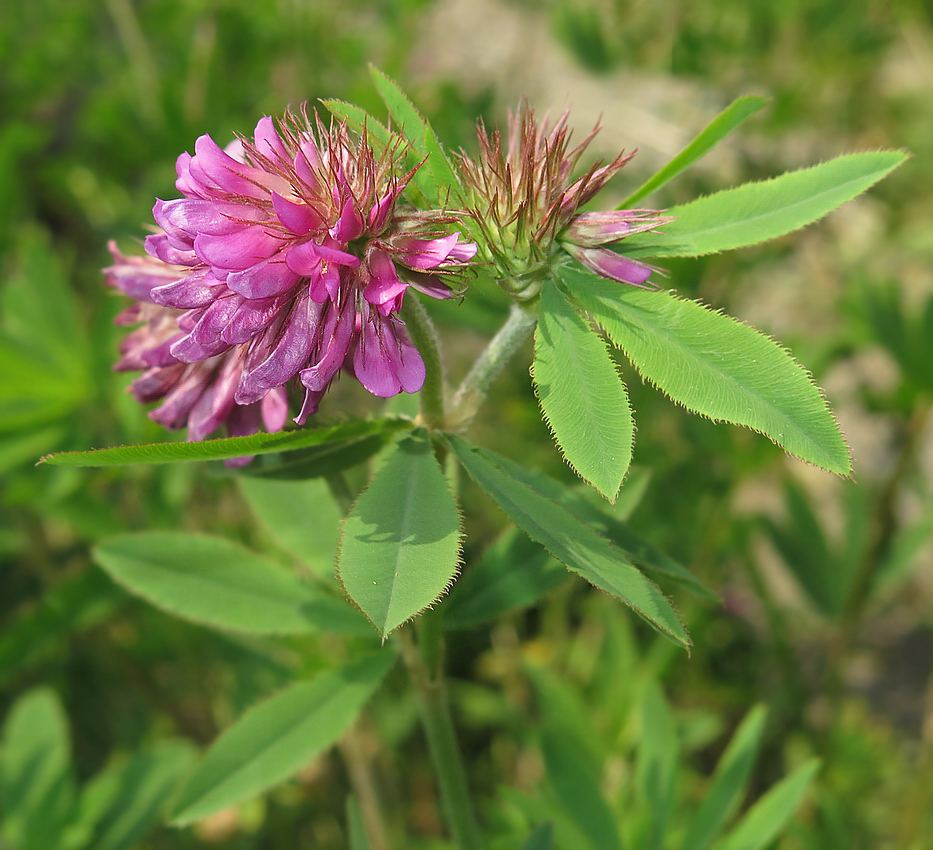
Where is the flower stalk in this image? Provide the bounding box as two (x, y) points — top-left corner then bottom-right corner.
(397, 615), (485, 850)
(400, 295), (447, 430)
(449, 300), (539, 430)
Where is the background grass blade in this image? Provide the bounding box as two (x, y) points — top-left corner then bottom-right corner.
(171, 652), (395, 826)
(717, 759), (821, 850)
(620, 95), (769, 207)
(541, 729), (624, 850)
(680, 705), (767, 850)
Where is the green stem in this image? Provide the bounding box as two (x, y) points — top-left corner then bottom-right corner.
(401, 295), (447, 430)
(449, 301), (538, 430)
(397, 615), (485, 850)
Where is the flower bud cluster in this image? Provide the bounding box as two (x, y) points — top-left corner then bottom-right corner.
(456, 105), (669, 300)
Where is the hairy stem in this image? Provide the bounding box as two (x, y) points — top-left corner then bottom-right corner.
(449, 300), (538, 430)
(401, 295), (447, 430)
(397, 616), (485, 850)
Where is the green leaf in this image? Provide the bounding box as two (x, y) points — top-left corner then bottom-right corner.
(541, 729), (624, 850)
(533, 279), (634, 501)
(75, 740), (197, 850)
(462, 456), (716, 604)
(233, 432), (396, 480)
(443, 526), (566, 629)
(0, 688), (76, 850)
(321, 99), (395, 152)
(556, 486), (718, 603)
(369, 66), (464, 206)
(445, 435), (690, 648)
(521, 823), (555, 850)
(622, 150), (908, 258)
(563, 268), (851, 474)
(338, 429), (463, 637)
(717, 759), (820, 850)
(238, 476), (343, 576)
(681, 705), (767, 850)
(93, 532), (369, 636)
(40, 417), (412, 467)
(635, 680), (679, 850)
(170, 652), (395, 826)
(620, 96), (769, 207)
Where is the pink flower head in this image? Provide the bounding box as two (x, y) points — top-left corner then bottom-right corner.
(104, 243), (288, 463)
(456, 104), (670, 297)
(111, 107), (475, 432)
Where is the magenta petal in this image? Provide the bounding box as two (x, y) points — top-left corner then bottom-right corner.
(253, 116), (289, 163)
(193, 134), (279, 199)
(405, 270), (453, 301)
(261, 387), (289, 432)
(446, 237), (478, 262)
(563, 244), (656, 288)
(353, 318), (425, 398)
(397, 233), (461, 270)
(152, 270), (222, 309)
(140, 335), (184, 368)
(309, 261), (341, 304)
(314, 242), (360, 268)
(367, 187), (401, 233)
(192, 296), (240, 346)
(175, 152), (210, 199)
(105, 247), (185, 301)
(226, 403), (261, 438)
(145, 233), (198, 266)
(363, 249), (408, 314)
(299, 304), (354, 391)
(330, 196), (364, 242)
(221, 295), (289, 344)
(149, 369), (206, 429)
(563, 210), (666, 247)
(293, 387), (326, 425)
(131, 363), (185, 402)
(170, 332), (230, 362)
(284, 240), (321, 276)
(157, 198), (265, 239)
(294, 147), (321, 192)
(226, 256), (300, 300)
(236, 296), (320, 403)
(392, 326), (426, 394)
(194, 227), (286, 271)
(272, 192), (324, 236)
(187, 357), (241, 441)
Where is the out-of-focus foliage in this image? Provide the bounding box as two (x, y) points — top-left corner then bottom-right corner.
(2, 0), (931, 848)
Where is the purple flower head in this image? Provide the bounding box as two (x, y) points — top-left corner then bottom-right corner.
(110, 107), (475, 433)
(456, 104), (670, 298)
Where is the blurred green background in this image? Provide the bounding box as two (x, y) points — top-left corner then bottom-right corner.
(1, 0), (932, 848)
